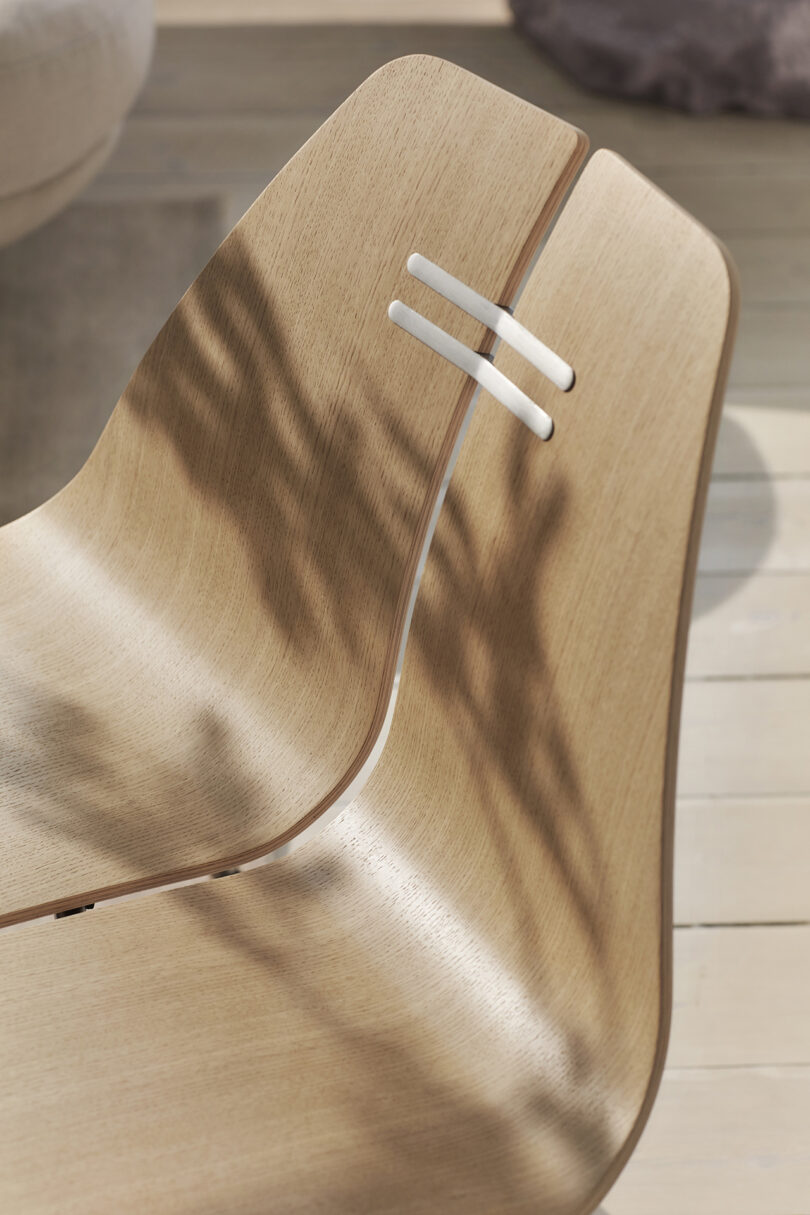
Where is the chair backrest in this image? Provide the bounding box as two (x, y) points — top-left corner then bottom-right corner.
(0, 57), (585, 924)
(343, 148), (737, 1203)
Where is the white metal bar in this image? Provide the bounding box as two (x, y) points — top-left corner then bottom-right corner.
(388, 300), (554, 441)
(407, 252), (574, 392)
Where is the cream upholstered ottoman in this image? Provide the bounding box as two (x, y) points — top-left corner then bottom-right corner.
(0, 0), (153, 246)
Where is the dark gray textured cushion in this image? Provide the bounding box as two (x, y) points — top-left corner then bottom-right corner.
(510, 0), (810, 116)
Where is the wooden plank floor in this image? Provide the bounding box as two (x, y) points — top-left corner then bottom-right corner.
(80, 20), (810, 1213)
(155, 0), (512, 23)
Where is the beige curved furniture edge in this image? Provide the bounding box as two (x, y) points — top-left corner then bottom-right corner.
(0, 0), (154, 245)
(0, 128), (122, 249)
(0, 150), (738, 1213)
(0, 57), (586, 927)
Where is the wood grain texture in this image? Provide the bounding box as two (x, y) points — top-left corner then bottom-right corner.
(675, 798), (810, 925)
(2, 31), (802, 1212)
(3, 910), (808, 1212)
(0, 150), (737, 1213)
(0, 57), (586, 926)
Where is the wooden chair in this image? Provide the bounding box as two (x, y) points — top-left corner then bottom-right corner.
(0, 56), (586, 926)
(0, 79), (737, 1212)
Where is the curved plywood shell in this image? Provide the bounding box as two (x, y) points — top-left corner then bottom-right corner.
(0, 150), (737, 1213)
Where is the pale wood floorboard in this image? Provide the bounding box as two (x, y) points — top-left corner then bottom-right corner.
(699, 479), (810, 573)
(730, 236), (810, 305)
(675, 798), (810, 926)
(604, 1067), (810, 1215)
(79, 22), (810, 1212)
(106, 111), (810, 183)
(653, 167), (810, 236)
(140, 24), (591, 115)
(670, 925), (810, 1067)
(714, 405), (810, 478)
(688, 573), (810, 677)
(156, 0), (512, 24)
(732, 306), (810, 390)
(678, 679), (810, 797)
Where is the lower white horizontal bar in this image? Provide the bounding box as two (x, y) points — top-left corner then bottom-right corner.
(388, 300), (554, 441)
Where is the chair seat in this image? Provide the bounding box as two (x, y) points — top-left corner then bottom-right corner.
(0, 845), (631, 1215)
(0, 56), (586, 927)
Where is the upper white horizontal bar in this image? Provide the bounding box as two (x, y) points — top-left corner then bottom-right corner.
(407, 252), (574, 393)
(389, 300), (554, 441)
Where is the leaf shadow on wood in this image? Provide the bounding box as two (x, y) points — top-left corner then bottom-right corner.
(1, 220), (639, 1212)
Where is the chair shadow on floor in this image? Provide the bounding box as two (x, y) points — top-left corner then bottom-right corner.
(692, 409), (775, 617)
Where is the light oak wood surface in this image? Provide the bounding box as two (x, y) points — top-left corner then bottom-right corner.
(0, 147), (737, 1212)
(54, 25), (810, 1210)
(0, 57), (586, 926)
(5, 24), (808, 1212)
(4, 902), (808, 1214)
